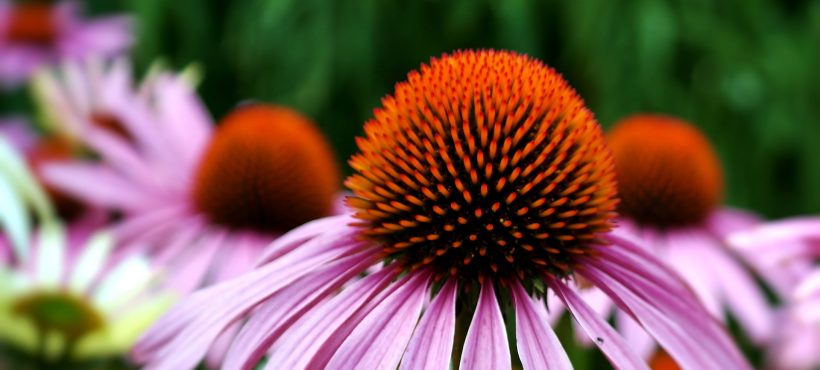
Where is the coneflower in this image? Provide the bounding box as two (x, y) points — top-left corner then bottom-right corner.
(0, 0), (131, 88)
(134, 50), (750, 370)
(42, 69), (344, 295)
(555, 115), (775, 359)
(0, 137), (169, 365)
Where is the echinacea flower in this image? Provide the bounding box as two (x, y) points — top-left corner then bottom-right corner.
(42, 69), (343, 295)
(0, 0), (131, 88)
(557, 115), (775, 359)
(0, 137), (169, 364)
(134, 50), (750, 370)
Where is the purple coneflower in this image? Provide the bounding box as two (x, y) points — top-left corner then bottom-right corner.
(133, 50), (750, 370)
(0, 0), (131, 88)
(41, 69), (344, 295)
(556, 115), (775, 359)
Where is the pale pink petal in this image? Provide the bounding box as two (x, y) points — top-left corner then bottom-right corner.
(550, 281), (648, 370)
(707, 244), (773, 343)
(663, 232), (722, 317)
(60, 16), (133, 57)
(728, 217), (820, 254)
(706, 207), (760, 238)
(574, 286), (614, 346)
(264, 267), (397, 370)
(165, 231), (224, 295)
(83, 129), (164, 190)
(459, 280), (511, 370)
(256, 214), (357, 265)
(151, 75), (212, 165)
(137, 243), (374, 370)
(204, 322), (239, 369)
(220, 250), (379, 370)
(326, 272), (430, 370)
(42, 163), (165, 211)
(583, 234), (752, 370)
(616, 311), (656, 360)
(399, 279), (457, 370)
(511, 281), (572, 370)
(112, 205), (189, 245)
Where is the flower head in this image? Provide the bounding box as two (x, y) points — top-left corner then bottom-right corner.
(346, 49), (617, 284)
(607, 114), (722, 228)
(0, 138), (169, 363)
(194, 104), (340, 232)
(40, 64), (343, 306)
(0, 0), (132, 88)
(135, 50), (750, 370)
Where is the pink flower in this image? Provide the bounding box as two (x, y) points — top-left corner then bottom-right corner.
(133, 50), (751, 370)
(0, 0), (131, 88)
(552, 115), (777, 360)
(40, 63), (345, 300)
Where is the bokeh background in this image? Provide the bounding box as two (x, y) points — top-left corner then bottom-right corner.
(4, 0), (820, 218)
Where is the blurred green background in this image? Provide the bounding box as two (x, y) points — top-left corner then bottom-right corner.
(9, 0), (820, 219)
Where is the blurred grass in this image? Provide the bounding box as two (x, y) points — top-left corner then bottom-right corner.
(122, 0), (820, 220)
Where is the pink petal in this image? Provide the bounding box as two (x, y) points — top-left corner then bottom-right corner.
(165, 231), (224, 295)
(325, 272), (430, 369)
(151, 75), (213, 165)
(728, 217), (820, 254)
(705, 207), (760, 238)
(663, 232), (722, 317)
(222, 250), (379, 370)
(41, 163), (164, 211)
(616, 311), (655, 360)
(459, 280), (511, 370)
(511, 281), (572, 370)
(707, 243), (773, 343)
(256, 214), (359, 265)
(583, 235), (752, 370)
(550, 281), (648, 370)
(264, 267), (397, 370)
(135, 241), (373, 369)
(399, 279), (458, 370)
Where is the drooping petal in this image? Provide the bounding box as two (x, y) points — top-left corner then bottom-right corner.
(264, 267), (397, 370)
(728, 217), (820, 255)
(325, 272), (429, 370)
(459, 280), (511, 370)
(41, 163), (163, 211)
(616, 310), (655, 360)
(583, 232), (752, 370)
(221, 251), (383, 370)
(137, 244), (373, 370)
(707, 243), (773, 343)
(663, 232), (721, 317)
(511, 281), (572, 370)
(550, 280), (648, 370)
(399, 279), (458, 370)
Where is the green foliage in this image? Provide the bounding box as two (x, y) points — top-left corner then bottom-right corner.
(126, 0), (820, 219)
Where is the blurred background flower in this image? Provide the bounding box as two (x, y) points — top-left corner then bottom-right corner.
(0, 0), (131, 88)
